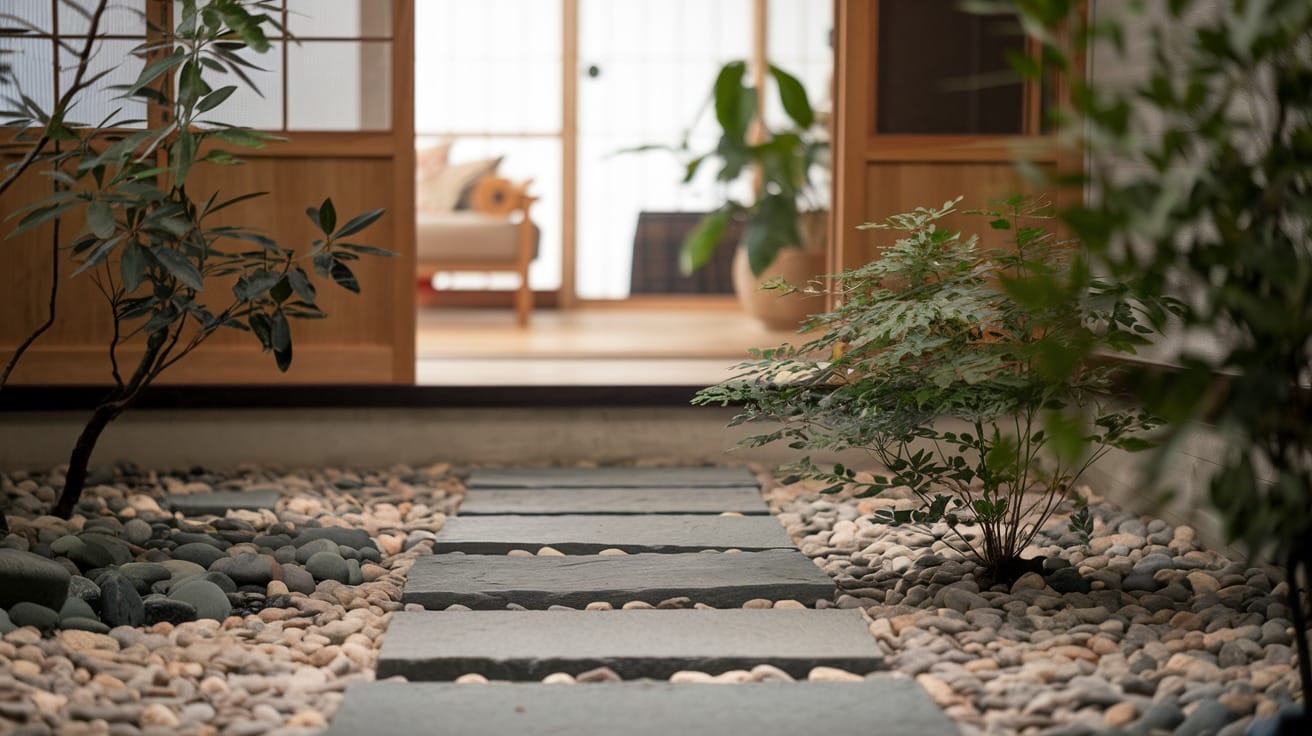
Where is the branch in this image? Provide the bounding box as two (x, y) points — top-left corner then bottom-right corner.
(0, 215), (60, 390)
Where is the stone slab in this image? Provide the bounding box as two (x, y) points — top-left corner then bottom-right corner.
(458, 487), (767, 515)
(166, 490), (279, 516)
(402, 549), (836, 610)
(329, 681), (957, 736)
(466, 466), (758, 489)
(435, 514), (793, 554)
(376, 609), (883, 681)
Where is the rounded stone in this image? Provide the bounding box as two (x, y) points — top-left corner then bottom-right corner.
(144, 597), (197, 625)
(280, 564), (316, 594)
(61, 616), (111, 634)
(0, 548), (72, 609)
(210, 553), (278, 587)
(172, 543), (227, 568)
(118, 562), (172, 593)
(294, 538), (340, 564)
(98, 572), (145, 628)
(305, 551), (350, 583)
(123, 519), (153, 546)
(294, 527), (374, 551)
(66, 575), (100, 604)
(169, 579), (232, 621)
(8, 601), (60, 631)
(58, 596), (97, 622)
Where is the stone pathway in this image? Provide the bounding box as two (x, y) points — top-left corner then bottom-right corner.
(328, 466), (958, 735)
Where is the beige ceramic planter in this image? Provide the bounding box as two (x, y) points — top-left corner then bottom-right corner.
(730, 211), (828, 331)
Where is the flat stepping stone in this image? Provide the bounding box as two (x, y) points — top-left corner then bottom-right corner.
(329, 680), (957, 736)
(434, 515), (793, 554)
(166, 490), (279, 516)
(376, 609), (883, 680)
(403, 549), (836, 609)
(458, 486), (767, 515)
(466, 466), (757, 489)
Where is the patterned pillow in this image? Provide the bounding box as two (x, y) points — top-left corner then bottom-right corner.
(417, 155), (501, 213)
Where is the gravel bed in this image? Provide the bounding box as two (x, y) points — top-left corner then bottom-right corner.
(0, 463), (459, 736)
(758, 473), (1304, 736)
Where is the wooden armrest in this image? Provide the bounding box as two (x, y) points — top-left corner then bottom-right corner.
(468, 177), (537, 217)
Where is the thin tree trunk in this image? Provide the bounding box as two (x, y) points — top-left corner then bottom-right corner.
(1289, 546), (1311, 724)
(52, 402), (122, 519)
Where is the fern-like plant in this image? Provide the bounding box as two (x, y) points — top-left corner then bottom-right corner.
(696, 197), (1176, 582)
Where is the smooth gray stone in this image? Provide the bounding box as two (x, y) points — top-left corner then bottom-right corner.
(458, 487), (767, 515)
(466, 466), (758, 489)
(166, 490), (279, 516)
(327, 680), (957, 736)
(377, 609), (883, 681)
(403, 550), (835, 610)
(434, 515), (793, 554)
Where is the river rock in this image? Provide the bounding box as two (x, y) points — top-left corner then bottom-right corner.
(0, 548), (72, 609)
(8, 601), (60, 631)
(99, 572), (145, 627)
(172, 543), (227, 568)
(210, 553), (278, 586)
(305, 551), (351, 583)
(169, 579), (232, 621)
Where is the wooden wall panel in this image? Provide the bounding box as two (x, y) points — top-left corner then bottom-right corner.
(1, 0), (415, 386)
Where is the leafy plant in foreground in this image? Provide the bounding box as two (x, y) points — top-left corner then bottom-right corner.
(696, 197), (1171, 581)
(0, 0), (392, 519)
(1000, 0), (1312, 723)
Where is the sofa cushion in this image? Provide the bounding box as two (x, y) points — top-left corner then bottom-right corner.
(417, 156), (501, 213)
(416, 211), (522, 263)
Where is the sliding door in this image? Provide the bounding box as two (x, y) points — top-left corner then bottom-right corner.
(0, 0), (415, 385)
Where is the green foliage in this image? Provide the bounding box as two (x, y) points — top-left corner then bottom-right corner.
(695, 198), (1166, 576)
(1007, 0), (1312, 568)
(633, 61), (827, 276)
(0, 0), (390, 517)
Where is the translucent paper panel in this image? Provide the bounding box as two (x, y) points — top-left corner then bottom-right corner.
(288, 41), (391, 130)
(576, 0), (752, 299)
(765, 0), (832, 129)
(420, 135), (563, 292)
(7, 1), (54, 33)
(414, 0), (561, 135)
(195, 41), (283, 130)
(59, 0), (147, 36)
(0, 37), (55, 120)
(287, 0), (391, 38)
(59, 38), (146, 126)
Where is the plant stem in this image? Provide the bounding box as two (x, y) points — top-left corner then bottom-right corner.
(1289, 546), (1312, 717)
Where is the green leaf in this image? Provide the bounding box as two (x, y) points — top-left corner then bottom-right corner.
(7, 201), (80, 238)
(338, 243), (396, 257)
(123, 50), (186, 97)
(197, 85), (237, 113)
(330, 259), (359, 293)
(680, 208), (731, 275)
(334, 208), (385, 238)
(713, 61), (751, 144)
(317, 198), (337, 234)
(86, 200), (115, 239)
(768, 64), (814, 129)
(287, 267), (316, 304)
(150, 247), (205, 291)
(120, 239), (147, 292)
(71, 235), (125, 277)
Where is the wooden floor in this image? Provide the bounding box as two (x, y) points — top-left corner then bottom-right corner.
(416, 302), (804, 386)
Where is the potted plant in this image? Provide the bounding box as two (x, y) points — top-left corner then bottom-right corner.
(639, 60), (829, 329)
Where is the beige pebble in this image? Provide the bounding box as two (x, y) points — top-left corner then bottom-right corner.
(456, 673), (489, 684)
(808, 667), (863, 682)
(267, 581), (290, 597)
(199, 676), (229, 695)
(742, 598), (773, 609)
(1103, 701), (1138, 728)
(28, 690), (67, 715)
(286, 710), (328, 727)
(711, 669), (750, 683)
(621, 601), (654, 610)
(916, 674), (956, 706)
(536, 546), (565, 557)
(747, 664), (794, 682)
(772, 600), (806, 609)
(542, 672), (576, 685)
(597, 548), (628, 556)
(963, 659), (999, 673)
(507, 549), (534, 557)
(141, 703), (180, 728)
(669, 671), (715, 683)
(57, 630), (119, 653)
(11, 660), (41, 679)
(585, 602), (614, 611)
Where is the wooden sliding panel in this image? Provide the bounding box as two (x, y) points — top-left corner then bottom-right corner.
(0, 0), (415, 385)
(832, 0), (1062, 268)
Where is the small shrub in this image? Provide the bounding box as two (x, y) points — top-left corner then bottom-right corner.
(696, 197), (1171, 582)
